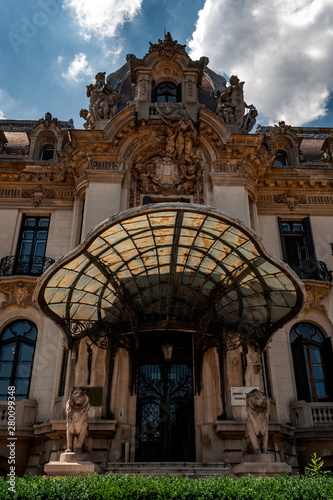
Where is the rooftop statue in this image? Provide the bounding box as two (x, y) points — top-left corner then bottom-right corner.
(80, 72), (120, 129)
(217, 75), (257, 132)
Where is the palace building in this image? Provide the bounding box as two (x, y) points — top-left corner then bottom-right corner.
(0, 34), (332, 476)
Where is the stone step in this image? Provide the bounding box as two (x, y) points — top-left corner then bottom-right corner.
(101, 462), (231, 478)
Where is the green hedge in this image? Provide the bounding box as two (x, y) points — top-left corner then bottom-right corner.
(0, 473), (332, 500)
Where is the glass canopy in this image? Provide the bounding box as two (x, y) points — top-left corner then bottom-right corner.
(35, 204), (305, 348)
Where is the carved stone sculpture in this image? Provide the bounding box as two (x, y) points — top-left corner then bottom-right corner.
(243, 389), (269, 455)
(82, 72), (120, 129)
(243, 340), (262, 388)
(217, 92), (235, 124)
(65, 387), (90, 453)
(216, 76), (257, 132)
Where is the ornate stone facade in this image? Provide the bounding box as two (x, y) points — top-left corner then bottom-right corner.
(0, 34), (332, 478)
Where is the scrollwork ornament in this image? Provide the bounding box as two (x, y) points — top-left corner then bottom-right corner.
(86, 321), (116, 350)
(222, 328), (243, 351)
(65, 320), (93, 339)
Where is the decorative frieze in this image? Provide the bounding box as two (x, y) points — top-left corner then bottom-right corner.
(258, 193), (333, 206)
(212, 162), (244, 173)
(90, 160), (120, 170)
(0, 187), (73, 202)
(273, 190), (306, 210)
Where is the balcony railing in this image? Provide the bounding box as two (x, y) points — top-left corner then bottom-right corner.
(294, 259), (332, 282)
(0, 255), (55, 277)
(290, 401), (333, 428)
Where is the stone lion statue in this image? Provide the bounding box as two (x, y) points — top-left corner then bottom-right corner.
(65, 387), (90, 453)
(243, 388), (269, 455)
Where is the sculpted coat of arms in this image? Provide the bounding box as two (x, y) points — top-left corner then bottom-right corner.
(130, 118), (203, 205)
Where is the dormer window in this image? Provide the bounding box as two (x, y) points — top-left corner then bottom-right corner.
(155, 82), (180, 103)
(275, 150), (289, 167)
(40, 145), (54, 161)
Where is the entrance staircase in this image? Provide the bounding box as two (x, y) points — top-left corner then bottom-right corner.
(101, 462), (232, 479)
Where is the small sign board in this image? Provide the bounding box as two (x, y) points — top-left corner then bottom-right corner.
(78, 387), (103, 406)
(231, 386), (259, 406)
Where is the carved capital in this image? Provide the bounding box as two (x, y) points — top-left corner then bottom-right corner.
(0, 280), (37, 310)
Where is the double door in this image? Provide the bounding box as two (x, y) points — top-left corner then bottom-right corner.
(136, 332), (195, 462)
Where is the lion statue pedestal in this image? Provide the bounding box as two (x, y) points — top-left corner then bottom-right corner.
(44, 388), (101, 476)
(232, 389), (291, 477)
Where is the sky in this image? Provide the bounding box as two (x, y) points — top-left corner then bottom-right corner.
(1, 0), (333, 129)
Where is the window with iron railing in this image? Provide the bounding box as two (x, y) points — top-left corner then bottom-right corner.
(278, 217), (332, 282)
(0, 215), (54, 277)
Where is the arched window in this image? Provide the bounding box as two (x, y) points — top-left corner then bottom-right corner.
(275, 150), (289, 167)
(0, 320), (37, 400)
(40, 144), (54, 161)
(290, 323), (333, 402)
(155, 82), (179, 103)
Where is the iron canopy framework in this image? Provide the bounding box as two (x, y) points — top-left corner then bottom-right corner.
(35, 203), (305, 353)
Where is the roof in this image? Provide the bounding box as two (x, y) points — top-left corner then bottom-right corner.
(300, 139), (325, 161)
(35, 204), (305, 349)
(1, 132), (29, 154)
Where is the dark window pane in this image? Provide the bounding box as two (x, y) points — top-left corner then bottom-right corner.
(0, 380), (11, 395)
(39, 219), (50, 227)
(1, 330), (15, 341)
(16, 363), (31, 378)
(23, 231), (34, 240)
(312, 332), (323, 343)
(41, 147), (54, 161)
(21, 242), (32, 255)
(14, 378), (29, 396)
(297, 323), (315, 339)
(0, 364), (12, 377)
(11, 321), (33, 336)
(313, 365), (324, 380)
(19, 344), (35, 363)
(310, 346), (322, 364)
(0, 344), (16, 362)
(315, 381), (328, 398)
(25, 219), (36, 227)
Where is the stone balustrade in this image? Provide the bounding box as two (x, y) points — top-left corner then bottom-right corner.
(0, 399), (38, 427)
(290, 401), (333, 429)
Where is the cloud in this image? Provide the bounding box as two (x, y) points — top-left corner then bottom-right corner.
(188, 0), (333, 126)
(0, 89), (15, 119)
(63, 0), (142, 38)
(61, 53), (94, 83)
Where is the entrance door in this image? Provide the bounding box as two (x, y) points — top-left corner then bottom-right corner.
(136, 332), (195, 462)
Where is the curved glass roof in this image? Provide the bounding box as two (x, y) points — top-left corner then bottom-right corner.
(35, 204), (305, 348)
